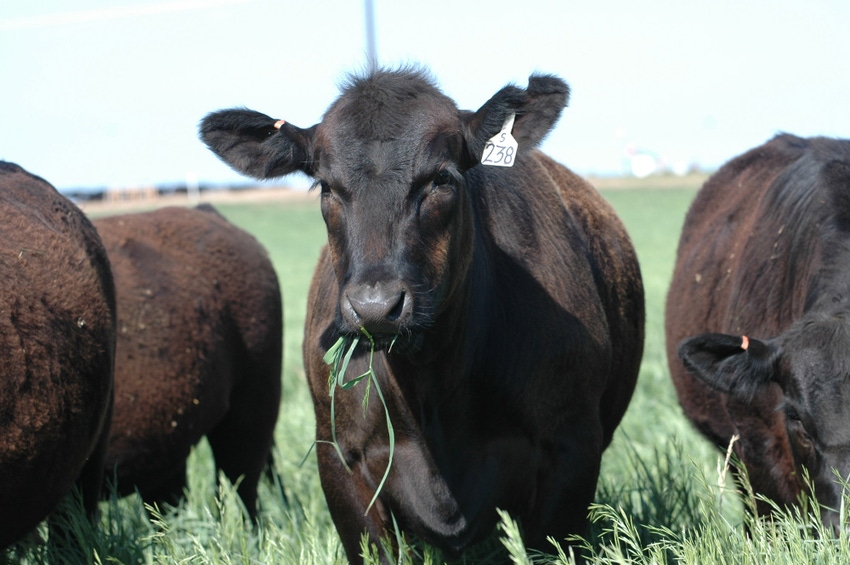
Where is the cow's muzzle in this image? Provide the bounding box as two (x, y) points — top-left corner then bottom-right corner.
(341, 280), (412, 336)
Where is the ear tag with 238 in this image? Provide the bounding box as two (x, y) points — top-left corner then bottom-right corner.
(481, 113), (518, 167)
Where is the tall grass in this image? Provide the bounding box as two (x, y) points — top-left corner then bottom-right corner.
(5, 185), (849, 564)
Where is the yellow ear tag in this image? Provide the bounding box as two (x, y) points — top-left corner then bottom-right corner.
(481, 112), (517, 167)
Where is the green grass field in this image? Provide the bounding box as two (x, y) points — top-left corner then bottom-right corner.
(5, 184), (850, 564)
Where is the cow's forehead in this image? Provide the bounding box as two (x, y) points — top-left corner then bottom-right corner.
(315, 99), (462, 188)
(785, 324), (850, 447)
(806, 380), (850, 448)
(319, 107), (458, 152)
(322, 73), (459, 136)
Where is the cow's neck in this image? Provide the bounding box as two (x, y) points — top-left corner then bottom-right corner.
(389, 199), (494, 385)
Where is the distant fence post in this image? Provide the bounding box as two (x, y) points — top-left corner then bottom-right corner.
(105, 186), (158, 202)
(186, 171), (200, 205)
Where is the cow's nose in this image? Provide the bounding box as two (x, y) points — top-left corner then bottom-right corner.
(342, 281), (410, 334)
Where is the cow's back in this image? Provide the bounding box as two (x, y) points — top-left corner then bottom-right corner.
(0, 161), (115, 548)
(95, 206), (282, 499)
(666, 136), (811, 345)
(665, 134), (850, 503)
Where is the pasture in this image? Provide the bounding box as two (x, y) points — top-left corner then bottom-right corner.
(5, 181), (850, 564)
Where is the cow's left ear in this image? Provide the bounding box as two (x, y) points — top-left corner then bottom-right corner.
(678, 333), (780, 401)
(461, 74), (570, 167)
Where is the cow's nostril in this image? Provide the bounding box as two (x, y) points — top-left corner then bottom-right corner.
(386, 291), (405, 322)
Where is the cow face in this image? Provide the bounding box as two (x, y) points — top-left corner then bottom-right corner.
(309, 81), (473, 348)
(679, 313), (850, 525)
(200, 69), (569, 350)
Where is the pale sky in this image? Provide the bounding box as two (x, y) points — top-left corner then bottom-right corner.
(1, 0), (848, 190)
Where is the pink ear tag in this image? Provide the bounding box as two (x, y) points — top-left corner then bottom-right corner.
(274, 120), (285, 129)
(741, 335), (749, 350)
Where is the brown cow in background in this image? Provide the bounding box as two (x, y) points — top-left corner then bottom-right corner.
(200, 67), (645, 563)
(0, 161), (115, 548)
(666, 134), (850, 524)
(94, 205), (282, 520)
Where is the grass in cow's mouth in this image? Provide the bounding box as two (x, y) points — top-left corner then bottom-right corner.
(323, 328), (396, 515)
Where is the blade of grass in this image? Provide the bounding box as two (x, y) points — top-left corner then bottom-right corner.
(322, 329), (396, 516)
(364, 357), (394, 515)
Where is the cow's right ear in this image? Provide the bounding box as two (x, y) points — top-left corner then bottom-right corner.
(678, 333), (779, 401)
(460, 74), (569, 168)
(199, 108), (317, 179)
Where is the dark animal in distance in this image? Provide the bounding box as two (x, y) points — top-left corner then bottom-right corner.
(93, 205), (282, 520)
(666, 134), (850, 525)
(0, 161), (116, 549)
(200, 67), (645, 562)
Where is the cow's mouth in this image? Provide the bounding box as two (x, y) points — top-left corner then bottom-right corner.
(331, 325), (425, 358)
(385, 331), (428, 354)
(353, 328), (424, 355)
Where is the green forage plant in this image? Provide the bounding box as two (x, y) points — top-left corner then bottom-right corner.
(323, 329), (396, 515)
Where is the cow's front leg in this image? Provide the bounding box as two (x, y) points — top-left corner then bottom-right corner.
(316, 442), (394, 565)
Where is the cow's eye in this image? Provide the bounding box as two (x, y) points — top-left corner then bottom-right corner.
(786, 406), (802, 422)
(793, 423), (814, 453)
(319, 180), (331, 194)
(786, 407), (815, 451)
(433, 170), (453, 186)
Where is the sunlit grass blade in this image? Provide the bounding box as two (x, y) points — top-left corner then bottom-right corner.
(364, 363), (394, 515)
(497, 509), (532, 565)
(323, 335), (346, 366)
(322, 329), (396, 514)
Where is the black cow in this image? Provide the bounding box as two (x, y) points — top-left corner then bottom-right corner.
(94, 206), (282, 521)
(200, 67), (644, 562)
(666, 134), (850, 524)
(0, 162), (115, 548)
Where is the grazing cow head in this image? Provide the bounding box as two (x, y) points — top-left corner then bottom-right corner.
(200, 68), (569, 349)
(679, 312), (850, 525)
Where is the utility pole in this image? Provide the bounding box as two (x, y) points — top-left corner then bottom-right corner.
(364, 0), (377, 72)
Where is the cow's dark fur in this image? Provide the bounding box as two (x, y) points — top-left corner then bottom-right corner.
(200, 67), (644, 561)
(666, 134), (850, 524)
(0, 161), (115, 548)
(93, 205), (282, 520)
